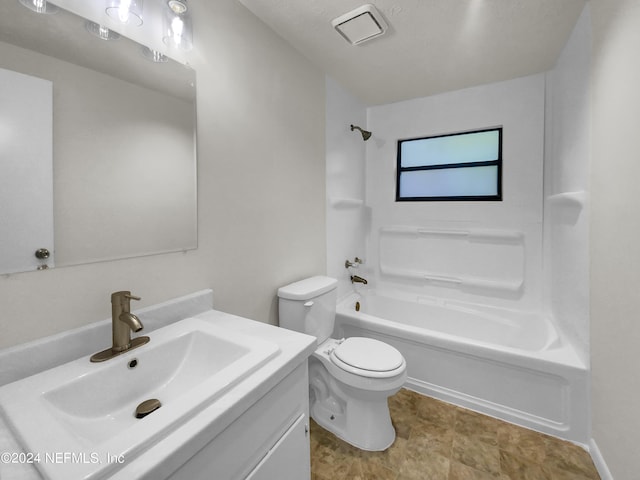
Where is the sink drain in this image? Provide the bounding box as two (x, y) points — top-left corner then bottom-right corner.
(135, 398), (161, 419)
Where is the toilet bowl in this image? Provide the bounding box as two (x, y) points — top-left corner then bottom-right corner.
(278, 276), (407, 451)
(309, 337), (406, 450)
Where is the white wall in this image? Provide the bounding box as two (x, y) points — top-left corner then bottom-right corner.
(366, 75), (546, 310)
(325, 77), (367, 298)
(543, 6), (591, 366)
(590, 0), (640, 477)
(0, 0), (326, 349)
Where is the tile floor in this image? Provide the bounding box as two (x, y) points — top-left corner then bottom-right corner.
(310, 389), (600, 480)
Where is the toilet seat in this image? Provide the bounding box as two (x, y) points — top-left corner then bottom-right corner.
(330, 337), (405, 379)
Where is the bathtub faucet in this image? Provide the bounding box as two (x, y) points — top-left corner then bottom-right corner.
(345, 257), (363, 269)
(351, 275), (368, 285)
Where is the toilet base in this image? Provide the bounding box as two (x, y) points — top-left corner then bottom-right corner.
(311, 393), (396, 451)
(309, 357), (405, 451)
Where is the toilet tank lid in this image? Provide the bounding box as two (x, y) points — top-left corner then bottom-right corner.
(277, 276), (338, 300)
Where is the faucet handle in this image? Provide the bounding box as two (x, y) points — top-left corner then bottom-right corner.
(111, 291), (141, 304)
(344, 257), (364, 269)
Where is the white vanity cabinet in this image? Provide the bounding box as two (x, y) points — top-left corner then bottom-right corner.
(166, 363), (310, 480)
(0, 292), (316, 480)
(245, 414), (309, 480)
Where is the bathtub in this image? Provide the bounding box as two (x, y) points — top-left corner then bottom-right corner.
(334, 290), (589, 444)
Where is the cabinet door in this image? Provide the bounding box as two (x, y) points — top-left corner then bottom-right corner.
(245, 414), (310, 480)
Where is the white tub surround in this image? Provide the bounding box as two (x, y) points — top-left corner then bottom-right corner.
(335, 291), (589, 445)
(365, 74), (546, 312)
(378, 226), (526, 296)
(543, 4), (591, 368)
(325, 77), (368, 300)
(0, 290), (316, 480)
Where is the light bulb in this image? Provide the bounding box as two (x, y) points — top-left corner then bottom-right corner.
(170, 16), (184, 45)
(18, 0), (59, 14)
(105, 0), (143, 26)
(162, 6), (192, 51)
(118, 0), (132, 23)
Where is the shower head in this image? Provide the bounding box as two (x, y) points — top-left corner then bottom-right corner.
(350, 124), (372, 141)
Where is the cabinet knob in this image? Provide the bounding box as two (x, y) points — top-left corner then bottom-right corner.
(35, 248), (50, 259)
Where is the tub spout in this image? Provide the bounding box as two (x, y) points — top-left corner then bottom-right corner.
(351, 275), (368, 285)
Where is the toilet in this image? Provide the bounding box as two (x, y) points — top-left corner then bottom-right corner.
(278, 276), (407, 451)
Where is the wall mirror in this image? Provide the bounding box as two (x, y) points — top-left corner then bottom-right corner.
(0, 0), (197, 274)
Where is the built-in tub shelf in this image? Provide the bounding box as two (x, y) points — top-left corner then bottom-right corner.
(546, 191), (587, 210)
(328, 197), (364, 209)
(378, 226), (525, 296)
(546, 191), (587, 224)
(380, 226), (523, 244)
(380, 264), (523, 293)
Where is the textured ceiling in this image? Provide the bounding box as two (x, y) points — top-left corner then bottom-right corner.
(236, 0), (587, 105)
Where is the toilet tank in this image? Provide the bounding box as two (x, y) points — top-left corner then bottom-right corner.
(277, 276), (338, 344)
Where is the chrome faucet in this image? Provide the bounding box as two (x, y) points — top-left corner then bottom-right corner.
(90, 291), (150, 362)
(351, 275), (368, 285)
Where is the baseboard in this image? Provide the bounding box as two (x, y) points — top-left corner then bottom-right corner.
(589, 438), (613, 480)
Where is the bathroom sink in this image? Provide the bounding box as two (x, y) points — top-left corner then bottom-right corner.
(0, 317), (280, 480)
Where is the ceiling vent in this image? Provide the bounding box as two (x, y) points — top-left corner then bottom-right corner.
(332, 4), (388, 46)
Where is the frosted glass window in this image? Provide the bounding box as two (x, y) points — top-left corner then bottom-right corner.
(396, 127), (502, 201)
(400, 130), (500, 167)
(399, 166), (499, 198)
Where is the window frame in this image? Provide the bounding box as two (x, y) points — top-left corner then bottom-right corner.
(395, 127), (503, 202)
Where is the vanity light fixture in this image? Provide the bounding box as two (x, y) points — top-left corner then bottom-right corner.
(168, 0), (188, 14)
(141, 46), (168, 63)
(105, 0), (144, 26)
(332, 4), (388, 45)
(163, 0), (193, 51)
(18, 0), (59, 14)
(85, 21), (120, 41)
